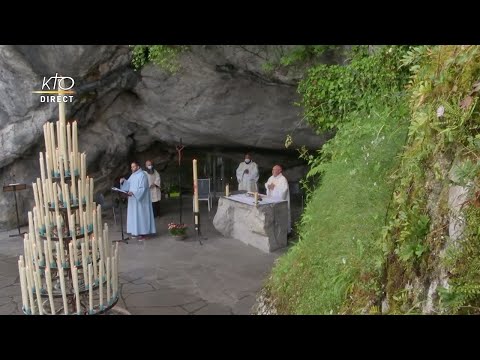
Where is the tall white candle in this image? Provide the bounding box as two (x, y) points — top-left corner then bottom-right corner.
(73, 121), (78, 160)
(58, 266), (68, 315)
(106, 257), (111, 304)
(79, 208), (84, 231)
(45, 220), (53, 267)
(111, 255), (116, 297)
(28, 211), (34, 237)
(59, 158), (65, 185)
(193, 159), (199, 213)
(70, 214), (78, 265)
(69, 241), (75, 270)
(55, 148), (60, 176)
(49, 123), (56, 176)
(78, 179), (83, 206)
(33, 270), (44, 315)
(81, 243), (88, 289)
(99, 259), (104, 309)
(92, 238), (98, 281)
(45, 268), (55, 315)
(65, 184), (71, 218)
(88, 263), (93, 313)
(70, 151), (77, 201)
(25, 265), (36, 314)
(85, 180), (90, 225)
(115, 242), (119, 296)
(67, 122), (72, 170)
(39, 152), (46, 184)
(90, 177), (94, 210)
(56, 215), (65, 266)
(18, 261), (28, 312)
(226, 184), (229, 197)
(33, 209), (43, 264)
(72, 266), (81, 314)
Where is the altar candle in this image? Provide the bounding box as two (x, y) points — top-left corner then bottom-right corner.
(39, 152), (46, 183)
(45, 268), (55, 315)
(33, 270), (44, 315)
(99, 259), (104, 309)
(254, 192), (258, 204)
(193, 159), (199, 212)
(106, 257), (111, 304)
(72, 266), (81, 314)
(88, 263), (93, 313)
(97, 204), (102, 235)
(18, 261), (28, 312)
(225, 184), (229, 197)
(43, 240), (49, 269)
(105, 223), (109, 257)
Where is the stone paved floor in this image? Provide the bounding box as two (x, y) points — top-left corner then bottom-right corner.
(0, 197), (292, 315)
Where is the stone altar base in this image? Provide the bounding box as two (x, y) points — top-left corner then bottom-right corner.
(213, 196), (288, 253)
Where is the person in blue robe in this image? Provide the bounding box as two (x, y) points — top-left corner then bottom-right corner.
(120, 161), (156, 239)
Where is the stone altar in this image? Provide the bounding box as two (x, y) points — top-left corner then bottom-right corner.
(213, 194), (288, 253)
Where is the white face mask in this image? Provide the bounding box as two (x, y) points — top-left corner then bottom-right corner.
(147, 165), (153, 170)
(245, 159), (251, 164)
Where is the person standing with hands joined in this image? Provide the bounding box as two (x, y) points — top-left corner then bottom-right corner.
(236, 153), (259, 192)
(144, 160), (162, 218)
(265, 164), (292, 234)
(120, 161), (156, 241)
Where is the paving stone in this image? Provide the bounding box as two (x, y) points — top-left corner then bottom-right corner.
(122, 283), (155, 294)
(181, 300), (208, 313)
(125, 289), (201, 308)
(129, 306), (189, 315)
(0, 302), (18, 315)
(193, 303), (232, 315)
(0, 285), (21, 297)
(232, 295), (255, 315)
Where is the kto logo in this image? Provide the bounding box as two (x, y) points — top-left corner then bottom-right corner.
(32, 73), (76, 103)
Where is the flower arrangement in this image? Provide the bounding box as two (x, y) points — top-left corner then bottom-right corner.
(168, 223), (188, 236)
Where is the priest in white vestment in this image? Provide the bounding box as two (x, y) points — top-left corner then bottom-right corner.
(265, 164), (291, 233)
(120, 161), (156, 240)
(236, 153), (259, 192)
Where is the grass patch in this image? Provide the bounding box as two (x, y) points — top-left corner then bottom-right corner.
(266, 101), (409, 314)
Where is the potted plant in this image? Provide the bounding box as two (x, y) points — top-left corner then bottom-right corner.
(168, 222), (188, 240)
